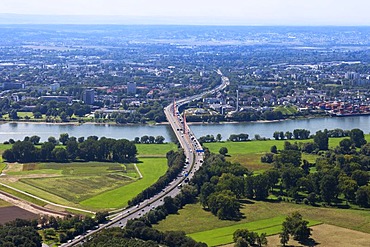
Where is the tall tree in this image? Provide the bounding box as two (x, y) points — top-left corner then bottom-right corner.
(59, 133), (70, 145)
(320, 174), (338, 204)
(314, 130), (328, 150)
(350, 128), (367, 148)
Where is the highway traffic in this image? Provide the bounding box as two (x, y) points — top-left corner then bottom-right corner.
(64, 72), (229, 246)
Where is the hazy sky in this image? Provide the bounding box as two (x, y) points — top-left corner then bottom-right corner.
(1, 0), (370, 25)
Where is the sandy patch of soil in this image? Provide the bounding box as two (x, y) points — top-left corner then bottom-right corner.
(265, 224), (370, 247)
(220, 224), (370, 247)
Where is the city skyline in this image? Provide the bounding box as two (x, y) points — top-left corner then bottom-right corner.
(1, 0), (370, 25)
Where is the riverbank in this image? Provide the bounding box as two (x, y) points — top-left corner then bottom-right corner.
(0, 112), (333, 127)
(1, 115), (370, 143)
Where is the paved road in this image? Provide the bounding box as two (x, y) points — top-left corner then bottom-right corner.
(64, 71), (229, 246)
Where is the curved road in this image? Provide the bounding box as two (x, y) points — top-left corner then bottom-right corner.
(64, 71), (229, 246)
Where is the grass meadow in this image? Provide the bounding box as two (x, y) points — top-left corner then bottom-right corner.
(188, 216), (320, 246)
(2, 112), (46, 120)
(80, 158), (168, 209)
(136, 143), (177, 157)
(155, 200), (369, 246)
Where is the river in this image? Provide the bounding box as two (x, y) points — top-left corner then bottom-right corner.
(1, 116), (370, 142)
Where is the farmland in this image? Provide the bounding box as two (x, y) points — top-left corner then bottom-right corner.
(80, 158), (168, 209)
(0, 143), (173, 211)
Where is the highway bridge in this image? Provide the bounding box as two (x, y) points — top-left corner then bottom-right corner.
(64, 72), (229, 246)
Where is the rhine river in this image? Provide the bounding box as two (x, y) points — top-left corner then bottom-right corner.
(1, 116), (370, 143)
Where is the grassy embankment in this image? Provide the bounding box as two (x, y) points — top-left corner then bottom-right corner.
(0, 143), (177, 211)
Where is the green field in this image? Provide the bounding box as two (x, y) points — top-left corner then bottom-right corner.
(80, 158), (168, 209)
(136, 143), (177, 157)
(1, 159), (167, 210)
(273, 105), (298, 116)
(2, 112), (47, 120)
(0, 142), (176, 210)
(21, 174), (134, 203)
(0, 184), (47, 206)
(1, 162), (138, 208)
(204, 139), (290, 171)
(188, 216), (320, 246)
(1, 159), (168, 210)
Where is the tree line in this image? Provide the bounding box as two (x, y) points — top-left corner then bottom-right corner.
(133, 135), (165, 144)
(2, 134), (137, 163)
(272, 128), (353, 141)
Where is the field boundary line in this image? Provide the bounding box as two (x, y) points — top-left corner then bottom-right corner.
(134, 163), (143, 178)
(0, 182), (95, 214)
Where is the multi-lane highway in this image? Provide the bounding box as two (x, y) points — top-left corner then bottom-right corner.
(64, 72), (229, 246)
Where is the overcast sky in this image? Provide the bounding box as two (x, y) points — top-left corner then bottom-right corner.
(1, 0), (370, 25)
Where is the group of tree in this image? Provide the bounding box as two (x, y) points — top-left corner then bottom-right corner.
(111, 101), (167, 124)
(39, 212), (108, 244)
(199, 134), (217, 143)
(260, 128), (370, 208)
(233, 229), (267, 247)
(133, 135), (165, 144)
(280, 212), (312, 246)
(192, 153), (252, 220)
(231, 109), (285, 122)
(273, 128), (356, 142)
(273, 129), (312, 141)
(228, 133), (249, 142)
(0, 219), (41, 247)
(2, 134), (137, 163)
(34, 101), (91, 121)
